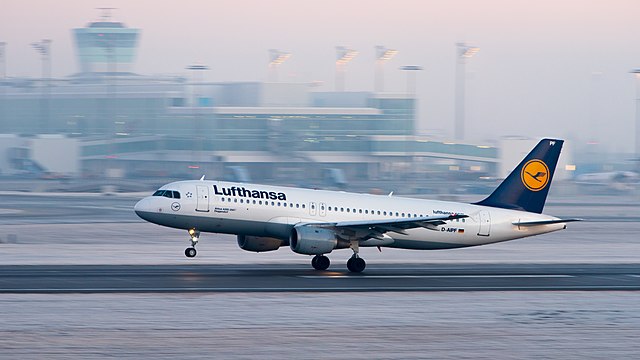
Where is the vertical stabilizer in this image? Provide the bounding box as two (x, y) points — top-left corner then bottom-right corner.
(475, 138), (563, 214)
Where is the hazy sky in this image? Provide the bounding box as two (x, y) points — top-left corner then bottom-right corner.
(2, 0), (640, 153)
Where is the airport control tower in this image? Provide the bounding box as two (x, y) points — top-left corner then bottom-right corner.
(72, 8), (140, 75)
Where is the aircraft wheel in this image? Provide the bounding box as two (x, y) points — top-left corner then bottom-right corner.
(312, 255), (330, 270)
(185, 247), (197, 258)
(347, 256), (366, 273)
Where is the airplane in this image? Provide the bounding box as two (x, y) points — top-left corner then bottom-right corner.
(134, 138), (581, 272)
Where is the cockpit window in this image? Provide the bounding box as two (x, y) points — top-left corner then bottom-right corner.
(152, 190), (181, 199)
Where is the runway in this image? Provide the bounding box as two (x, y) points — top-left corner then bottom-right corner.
(2, 263), (640, 293)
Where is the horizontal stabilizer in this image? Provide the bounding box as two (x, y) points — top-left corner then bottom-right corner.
(512, 218), (583, 226)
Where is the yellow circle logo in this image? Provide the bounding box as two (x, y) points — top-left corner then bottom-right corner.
(521, 159), (550, 191)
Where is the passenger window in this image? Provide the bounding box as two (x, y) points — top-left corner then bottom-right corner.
(347, 208), (350, 213)
(222, 198), (225, 202)
(302, 204), (306, 209)
(296, 204), (299, 208)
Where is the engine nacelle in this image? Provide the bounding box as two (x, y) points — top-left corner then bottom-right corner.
(289, 225), (338, 255)
(237, 235), (284, 253)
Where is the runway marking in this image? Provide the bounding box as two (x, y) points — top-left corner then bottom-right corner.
(299, 274), (575, 279)
(5, 284), (640, 293)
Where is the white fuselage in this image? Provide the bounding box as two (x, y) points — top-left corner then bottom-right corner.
(134, 180), (566, 250)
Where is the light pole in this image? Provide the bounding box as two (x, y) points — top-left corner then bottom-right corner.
(186, 63), (210, 169)
(0, 42), (6, 129)
(268, 49), (290, 82)
(0, 42), (6, 79)
(335, 46), (358, 91)
(375, 45), (398, 92)
(31, 39), (52, 133)
(631, 69), (640, 160)
(399, 65), (423, 95)
(454, 42), (479, 141)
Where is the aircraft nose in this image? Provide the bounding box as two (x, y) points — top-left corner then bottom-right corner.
(134, 197), (154, 218)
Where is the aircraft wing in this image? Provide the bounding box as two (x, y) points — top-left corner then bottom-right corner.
(309, 214), (468, 236)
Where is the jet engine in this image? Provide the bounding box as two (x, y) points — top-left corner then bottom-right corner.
(289, 225), (338, 255)
(237, 235), (284, 252)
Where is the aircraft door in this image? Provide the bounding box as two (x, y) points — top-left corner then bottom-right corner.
(196, 185), (210, 212)
(319, 202), (326, 217)
(310, 202), (317, 216)
(478, 210), (491, 236)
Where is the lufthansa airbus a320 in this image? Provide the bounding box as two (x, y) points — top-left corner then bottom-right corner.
(135, 138), (580, 272)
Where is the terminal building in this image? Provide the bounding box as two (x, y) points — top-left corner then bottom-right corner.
(0, 12), (514, 188)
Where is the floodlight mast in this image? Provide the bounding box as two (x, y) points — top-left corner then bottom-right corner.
(399, 65), (423, 95)
(31, 39), (52, 133)
(454, 42), (479, 141)
(631, 68), (640, 159)
(268, 49), (291, 82)
(375, 45), (398, 92)
(335, 46), (358, 91)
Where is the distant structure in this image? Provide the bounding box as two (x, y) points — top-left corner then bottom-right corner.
(454, 42), (479, 141)
(72, 8), (140, 76)
(632, 69), (640, 160)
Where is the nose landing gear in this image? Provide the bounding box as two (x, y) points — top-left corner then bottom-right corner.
(185, 228), (200, 258)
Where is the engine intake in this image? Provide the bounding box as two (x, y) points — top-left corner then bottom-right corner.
(289, 225), (337, 255)
(237, 235), (284, 252)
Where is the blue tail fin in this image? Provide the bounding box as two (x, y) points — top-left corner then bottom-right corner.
(475, 138), (563, 214)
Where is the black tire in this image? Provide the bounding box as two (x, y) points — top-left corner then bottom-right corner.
(347, 256), (366, 273)
(185, 247), (197, 258)
(312, 255), (330, 270)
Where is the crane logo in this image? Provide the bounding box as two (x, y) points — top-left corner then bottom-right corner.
(521, 159), (550, 191)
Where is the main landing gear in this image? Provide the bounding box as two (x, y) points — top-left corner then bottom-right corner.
(346, 255), (366, 273)
(310, 241), (367, 273)
(311, 255), (331, 270)
(347, 240), (366, 273)
(185, 228), (200, 258)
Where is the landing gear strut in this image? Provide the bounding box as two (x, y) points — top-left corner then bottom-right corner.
(185, 228), (199, 258)
(346, 240), (366, 273)
(311, 255), (331, 270)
